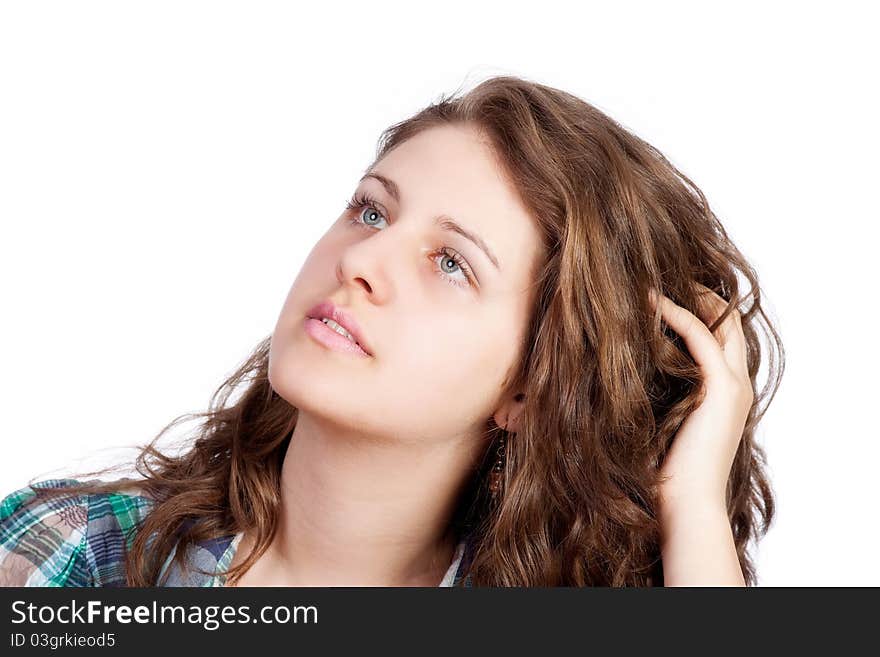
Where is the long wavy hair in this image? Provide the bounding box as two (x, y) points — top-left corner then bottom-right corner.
(28, 75), (784, 586)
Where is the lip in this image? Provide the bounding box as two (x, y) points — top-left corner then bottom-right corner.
(305, 299), (374, 357)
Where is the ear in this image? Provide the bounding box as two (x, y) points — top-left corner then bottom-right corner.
(491, 393), (526, 434)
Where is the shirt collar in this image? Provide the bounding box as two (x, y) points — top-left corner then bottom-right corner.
(160, 531), (468, 587)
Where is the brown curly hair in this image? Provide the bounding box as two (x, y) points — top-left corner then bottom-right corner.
(28, 74), (784, 586)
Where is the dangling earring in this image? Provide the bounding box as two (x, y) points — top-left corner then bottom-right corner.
(488, 430), (507, 502)
(489, 395), (523, 501)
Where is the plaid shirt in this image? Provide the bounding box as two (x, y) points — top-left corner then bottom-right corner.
(0, 479), (471, 587)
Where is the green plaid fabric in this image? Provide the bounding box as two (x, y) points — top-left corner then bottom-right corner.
(0, 478), (154, 586)
(0, 478), (470, 587)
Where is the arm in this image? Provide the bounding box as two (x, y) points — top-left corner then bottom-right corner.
(658, 494), (745, 586)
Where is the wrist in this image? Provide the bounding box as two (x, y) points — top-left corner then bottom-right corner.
(658, 485), (727, 518)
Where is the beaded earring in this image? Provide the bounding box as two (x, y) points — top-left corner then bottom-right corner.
(488, 431), (507, 501)
(489, 394), (523, 501)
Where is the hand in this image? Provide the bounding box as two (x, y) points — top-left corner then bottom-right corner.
(648, 283), (754, 509)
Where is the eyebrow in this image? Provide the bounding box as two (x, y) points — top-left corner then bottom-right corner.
(359, 172), (501, 271)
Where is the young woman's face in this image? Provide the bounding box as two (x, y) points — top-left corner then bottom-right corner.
(269, 123), (542, 445)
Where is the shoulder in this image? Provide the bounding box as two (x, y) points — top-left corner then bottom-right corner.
(0, 478), (155, 587)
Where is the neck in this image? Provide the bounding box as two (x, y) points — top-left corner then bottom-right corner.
(239, 411), (481, 586)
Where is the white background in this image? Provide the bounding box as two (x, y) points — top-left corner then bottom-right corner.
(1, 1), (876, 586)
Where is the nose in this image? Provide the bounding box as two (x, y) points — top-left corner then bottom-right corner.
(336, 224), (406, 305)
(336, 259), (373, 296)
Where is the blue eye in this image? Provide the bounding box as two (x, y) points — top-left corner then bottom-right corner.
(353, 200), (387, 228)
(344, 191), (476, 289)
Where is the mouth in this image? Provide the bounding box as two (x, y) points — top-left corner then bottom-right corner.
(305, 299), (373, 357)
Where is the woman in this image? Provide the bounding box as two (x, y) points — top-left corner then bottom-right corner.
(0, 75), (784, 587)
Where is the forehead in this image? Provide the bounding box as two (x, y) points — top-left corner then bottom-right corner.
(374, 124), (508, 207)
(367, 124), (541, 281)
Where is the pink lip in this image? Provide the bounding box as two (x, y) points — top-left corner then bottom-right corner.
(304, 318), (372, 358)
(304, 300), (373, 357)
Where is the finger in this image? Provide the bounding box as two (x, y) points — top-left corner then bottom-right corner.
(650, 288), (728, 379)
(692, 283), (749, 377)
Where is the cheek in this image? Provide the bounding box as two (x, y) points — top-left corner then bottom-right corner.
(299, 234), (341, 276)
(275, 237), (342, 324)
(394, 323), (508, 400)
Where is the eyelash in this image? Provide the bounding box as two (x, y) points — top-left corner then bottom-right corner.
(344, 191), (477, 289)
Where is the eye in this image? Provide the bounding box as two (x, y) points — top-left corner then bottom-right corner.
(344, 191), (477, 289)
(433, 248), (474, 289)
(345, 191), (389, 229)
